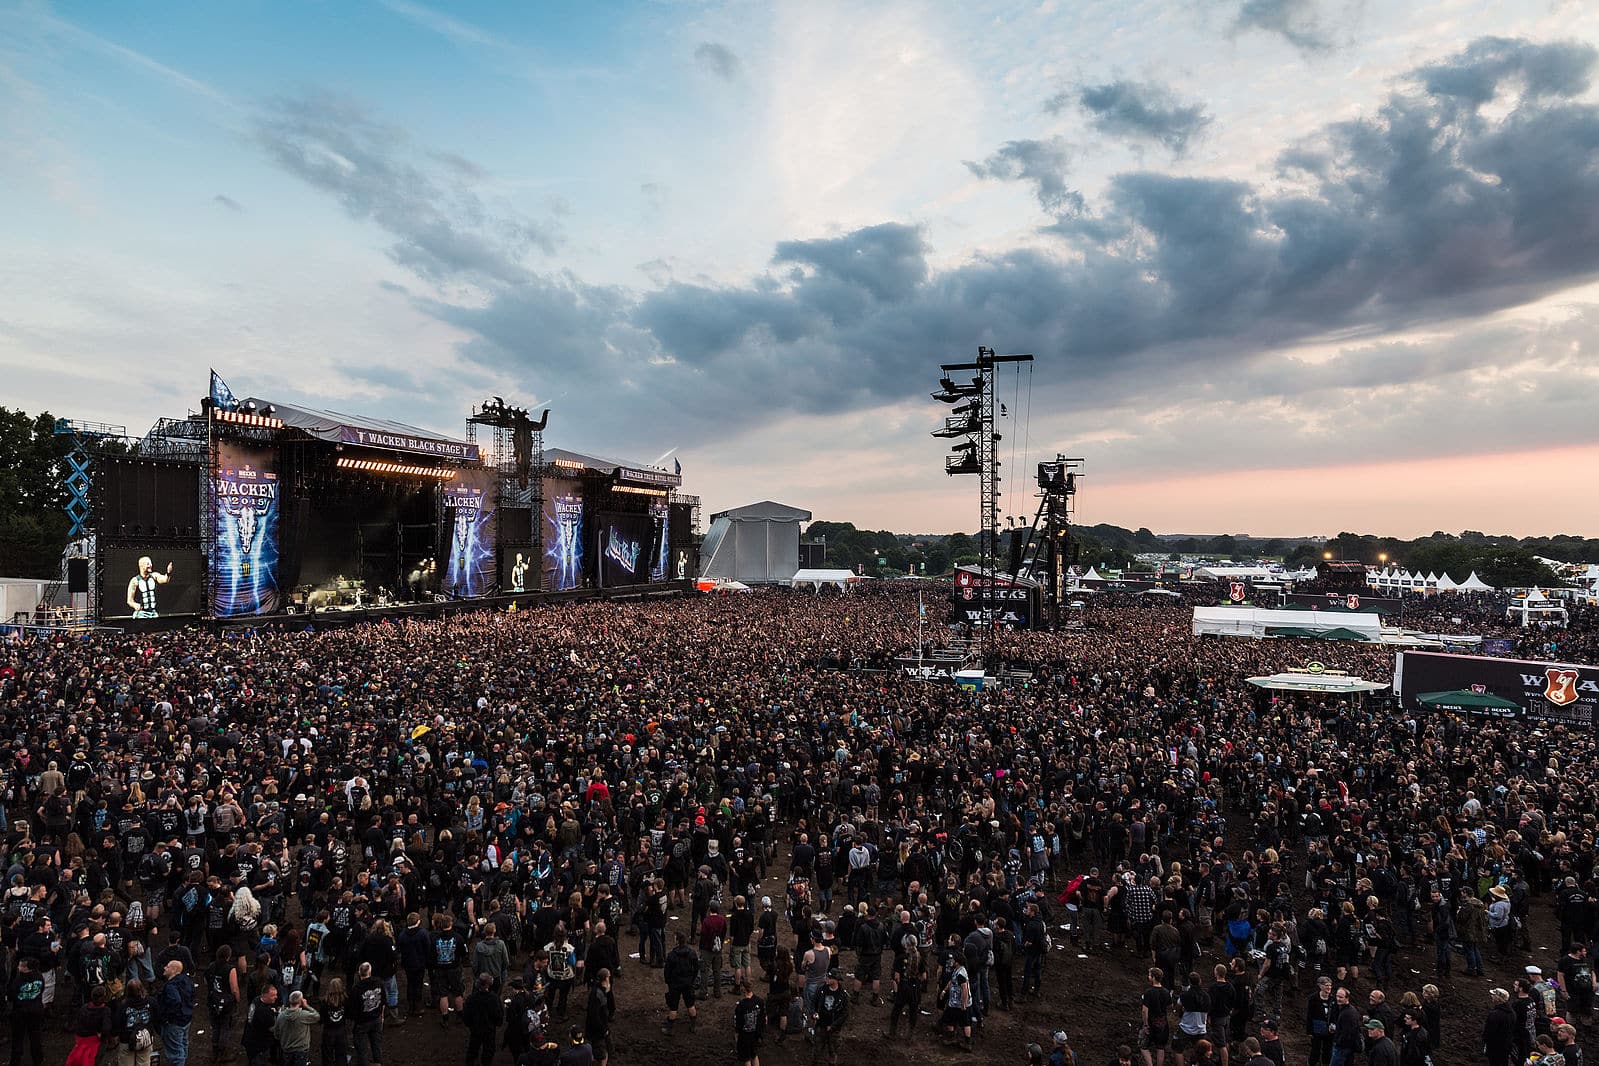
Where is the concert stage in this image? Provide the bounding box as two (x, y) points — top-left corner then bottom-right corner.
(67, 374), (699, 626)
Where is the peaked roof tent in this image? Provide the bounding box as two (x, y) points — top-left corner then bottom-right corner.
(713, 500), (813, 522)
(1459, 571), (1495, 591)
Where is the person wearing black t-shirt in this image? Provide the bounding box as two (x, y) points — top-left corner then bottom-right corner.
(1141, 968), (1174, 1066)
(352, 962), (386, 1066)
(242, 983), (280, 1066)
(732, 981), (767, 1066)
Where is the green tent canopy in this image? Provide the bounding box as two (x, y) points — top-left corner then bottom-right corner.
(1416, 689), (1522, 711)
(1265, 626), (1373, 642)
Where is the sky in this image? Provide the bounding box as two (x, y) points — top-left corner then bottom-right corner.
(4, 0), (1599, 538)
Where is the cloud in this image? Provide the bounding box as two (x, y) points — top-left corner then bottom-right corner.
(1068, 79), (1212, 154)
(1231, 0), (1337, 53)
(212, 194), (244, 212)
(694, 42), (742, 81)
(253, 92), (560, 285)
(1414, 37), (1594, 107)
(268, 38), (1599, 467)
(963, 138), (1080, 213)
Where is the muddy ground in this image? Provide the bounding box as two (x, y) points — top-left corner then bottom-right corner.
(32, 850), (1596, 1066)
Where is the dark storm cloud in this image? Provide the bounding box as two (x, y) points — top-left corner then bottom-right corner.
(1232, 0), (1335, 53)
(254, 92), (560, 285)
(963, 138), (1080, 213)
(261, 40), (1599, 460)
(693, 42), (741, 81)
(1071, 80), (1212, 154)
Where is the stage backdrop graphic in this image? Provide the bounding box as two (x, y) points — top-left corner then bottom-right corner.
(543, 478), (585, 591)
(443, 468), (497, 597)
(599, 512), (651, 588)
(101, 547), (205, 618)
(213, 443), (281, 617)
(650, 500), (670, 583)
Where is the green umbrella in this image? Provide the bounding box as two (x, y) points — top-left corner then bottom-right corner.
(1416, 689), (1522, 710)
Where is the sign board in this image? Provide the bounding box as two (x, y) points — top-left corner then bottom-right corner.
(1395, 650), (1598, 727)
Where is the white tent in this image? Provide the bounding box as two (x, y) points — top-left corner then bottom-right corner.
(790, 568), (859, 590)
(1080, 567), (1106, 582)
(1459, 571), (1495, 591)
(699, 501), (812, 583)
(1193, 565), (1276, 581)
(1247, 671), (1388, 693)
(1192, 606), (1383, 640)
(1425, 572), (1440, 586)
(1436, 573), (1460, 591)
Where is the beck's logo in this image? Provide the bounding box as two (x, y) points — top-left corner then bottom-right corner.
(1229, 582), (1246, 603)
(1346, 594), (1360, 610)
(1545, 668), (1580, 707)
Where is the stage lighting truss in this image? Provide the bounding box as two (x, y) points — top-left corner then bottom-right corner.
(335, 457), (457, 479)
(613, 484), (669, 497)
(213, 408), (284, 429)
(553, 458), (587, 471)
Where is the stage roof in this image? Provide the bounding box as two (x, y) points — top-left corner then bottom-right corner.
(250, 398), (480, 461)
(546, 447), (681, 487)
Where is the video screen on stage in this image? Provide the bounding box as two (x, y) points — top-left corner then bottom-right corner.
(599, 512), (651, 588)
(101, 548), (205, 619)
(442, 471), (497, 598)
(543, 479), (585, 591)
(669, 502), (695, 580)
(501, 547), (536, 593)
(213, 443), (281, 617)
(95, 457), (202, 536)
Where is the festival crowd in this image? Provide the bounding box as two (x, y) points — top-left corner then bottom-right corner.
(0, 583), (1595, 1066)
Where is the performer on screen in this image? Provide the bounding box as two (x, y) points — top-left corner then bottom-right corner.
(511, 552), (528, 592)
(126, 557), (172, 618)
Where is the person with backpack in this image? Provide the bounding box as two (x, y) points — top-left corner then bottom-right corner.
(545, 925), (579, 1020)
(111, 977), (157, 1066)
(207, 944), (242, 1062)
(430, 912), (466, 1023)
(732, 980), (766, 1066)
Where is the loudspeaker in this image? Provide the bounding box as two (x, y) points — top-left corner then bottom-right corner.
(67, 558), (89, 594)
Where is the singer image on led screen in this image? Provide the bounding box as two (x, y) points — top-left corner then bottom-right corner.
(126, 557), (173, 618)
(511, 552), (528, 592)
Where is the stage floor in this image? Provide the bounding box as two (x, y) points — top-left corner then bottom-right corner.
(82, 579), (695, 633)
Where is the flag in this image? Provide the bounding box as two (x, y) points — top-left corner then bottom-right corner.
(209, 369), (236, 411)
(673, 458), (682, 476)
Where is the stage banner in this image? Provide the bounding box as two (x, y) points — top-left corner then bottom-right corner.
(543, 478), (585, 591)
(443, 469), (497, 597)
(1395, 650), (1598, 727)
(650, 500), (670, 582)
(213, 442), (281, 617)
(599, 512), (651, 588)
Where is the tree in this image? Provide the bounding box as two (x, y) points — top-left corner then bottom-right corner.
(0, 408), (72, 578)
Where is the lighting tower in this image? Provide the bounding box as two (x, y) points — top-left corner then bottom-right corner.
(933, 346), (1033, 668)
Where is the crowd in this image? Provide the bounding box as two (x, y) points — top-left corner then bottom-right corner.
(0, 583), (1594, 1066)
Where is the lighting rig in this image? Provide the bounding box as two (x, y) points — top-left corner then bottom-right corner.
(933, 346), (1033, 668)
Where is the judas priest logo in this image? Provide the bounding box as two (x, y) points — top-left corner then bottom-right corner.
(1545, 668), (1581, 707)
(605, 528), (640, 574)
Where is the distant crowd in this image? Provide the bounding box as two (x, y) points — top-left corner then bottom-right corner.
(0, 582), (1595, 1066)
